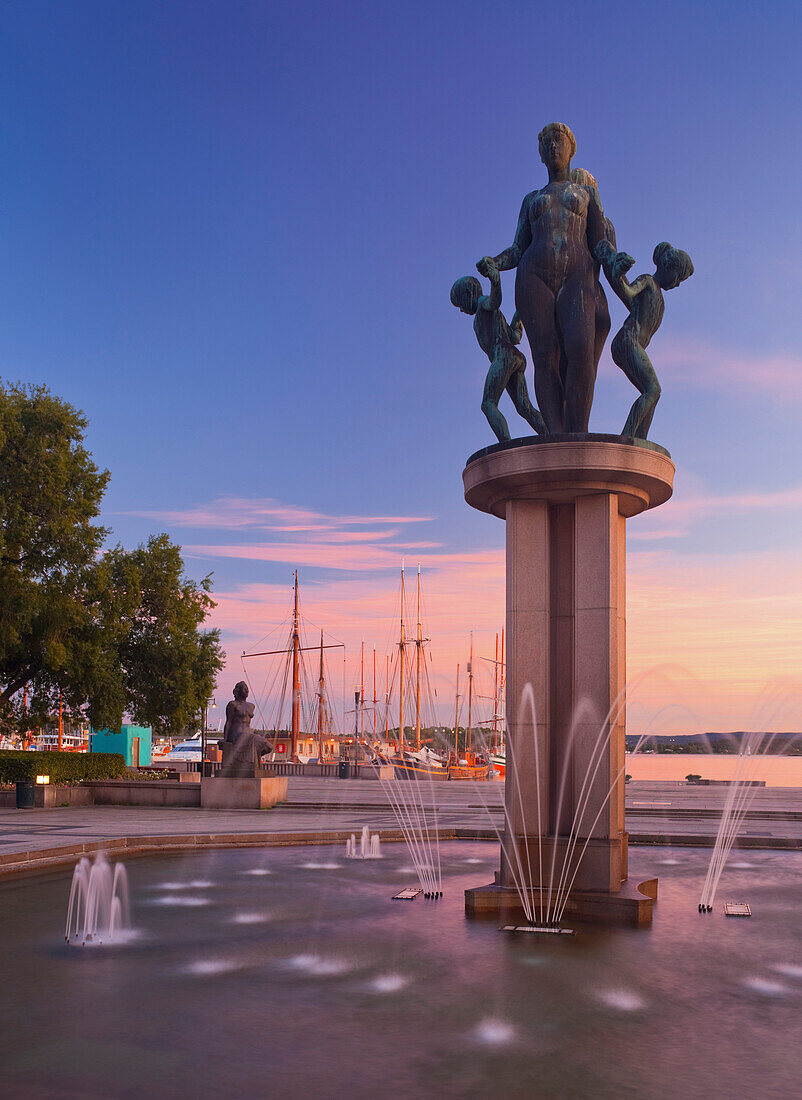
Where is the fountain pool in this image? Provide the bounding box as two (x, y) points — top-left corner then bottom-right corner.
(0, 842), (799, 1099)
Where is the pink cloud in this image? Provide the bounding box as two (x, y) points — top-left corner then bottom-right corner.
(626, 548), (802, 731)
(630, 480), (802, 541)
(185, 540), (498, 574)
(206, 545), (802, 735)
(209, 554), (506, 730)
(660, 337), (802, 402)
(130, 493), (802, 734)
(124, 496), (433, 531)
(269, 528), (400, 541)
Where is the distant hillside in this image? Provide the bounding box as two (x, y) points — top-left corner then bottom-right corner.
(625, 731), (802, 754)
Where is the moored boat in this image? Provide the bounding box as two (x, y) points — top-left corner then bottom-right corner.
(489, 748), (505, 779)
(392, 746), (449, 781)
(449, 753), (490, 781)
(447, 637), (491, 780)
(393, 758), (450, 781)
(386, 565), (451, 779)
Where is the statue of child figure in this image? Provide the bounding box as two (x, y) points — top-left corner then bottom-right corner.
(598, 241), (694, 439)
(451, 262), (546, 442)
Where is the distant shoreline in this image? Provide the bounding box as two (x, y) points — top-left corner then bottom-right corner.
(626, 753), (802, 787)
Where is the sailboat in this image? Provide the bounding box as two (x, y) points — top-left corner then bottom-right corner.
(241, 572), (344, 763)
(390, 565), (449, 781)
(447, 634), (490, 781)
(486, 630), (506, 779)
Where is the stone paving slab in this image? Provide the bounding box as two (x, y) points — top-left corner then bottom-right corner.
(0, 778), (799, 871)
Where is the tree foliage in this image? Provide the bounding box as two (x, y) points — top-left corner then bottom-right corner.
(0, 381), (223, 736)
(106, 535), (222, 736)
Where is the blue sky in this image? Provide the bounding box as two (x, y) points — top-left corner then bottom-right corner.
(2, 1), (801, 729)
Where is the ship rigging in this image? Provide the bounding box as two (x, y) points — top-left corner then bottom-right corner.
(241, 572), (345, 762)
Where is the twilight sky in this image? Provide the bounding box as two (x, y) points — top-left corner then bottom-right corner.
(2, 1), (801, 733)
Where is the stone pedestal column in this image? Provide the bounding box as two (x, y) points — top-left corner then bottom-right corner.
(463, 434), (674, 925)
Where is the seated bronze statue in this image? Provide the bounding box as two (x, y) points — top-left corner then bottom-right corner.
(218, 681), (273, 778)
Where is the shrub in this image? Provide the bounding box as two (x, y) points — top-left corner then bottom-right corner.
(686, 773), (702, 783)
(0, 750), (127, 784)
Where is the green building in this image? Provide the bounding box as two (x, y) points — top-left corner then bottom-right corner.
(90, 724), (152, 766)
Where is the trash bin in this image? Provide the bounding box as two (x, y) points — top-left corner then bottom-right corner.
(16, 780), (35, 809)
(338, 760), (350, 779)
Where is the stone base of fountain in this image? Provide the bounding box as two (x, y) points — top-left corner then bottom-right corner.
(504, 832), (630, 895)
(464, 876), (657, 927)
(200, 775), (288, 810)
(463, 436), (674, 932)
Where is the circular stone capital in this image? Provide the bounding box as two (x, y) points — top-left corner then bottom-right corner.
(463, 435), (675, 519)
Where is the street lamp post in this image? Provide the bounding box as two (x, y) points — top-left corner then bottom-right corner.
(201, 697), (216, 776)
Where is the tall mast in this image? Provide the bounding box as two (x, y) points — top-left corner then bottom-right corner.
(415, 564), (422, 750)
(317, 629), (325, 763)
(241, 575), (344, 762)
(454, 664), (460, 756)
(493, 632), (499, 753)
(385, 653), (390, 739)
(353, 688), (359, 766)
(499, 628), (505, 751)
(360, 640), (365, 738)
(467, 633), (473, 753)
(398, 565), (406, 753)
(291, 571), (300, 760)
(373, 647), (377, 739)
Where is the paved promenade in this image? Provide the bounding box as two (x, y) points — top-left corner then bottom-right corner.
(0, 780), (800, 870)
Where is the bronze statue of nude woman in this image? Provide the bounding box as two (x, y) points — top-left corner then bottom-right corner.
(479, 123), (631, 433)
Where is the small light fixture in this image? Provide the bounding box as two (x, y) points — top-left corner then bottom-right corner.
(35, 775), (50, 785)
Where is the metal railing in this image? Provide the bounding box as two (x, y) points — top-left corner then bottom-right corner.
(268, 761), (340, 777)
(139, 760), (386, 779)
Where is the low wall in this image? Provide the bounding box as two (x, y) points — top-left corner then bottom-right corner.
(1, 826), (799, 881)
(2, 775), (295, 808)
(86, 781), (201, 807)
(0, 785), (95, 809)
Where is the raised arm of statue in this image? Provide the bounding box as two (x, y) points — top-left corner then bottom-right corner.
(614, 272), (650, 309)
(587, 189), (633, 287)
(593, 237), (636, 295)
(476, 258), (502, 311)
(481, 194), (532, 273)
